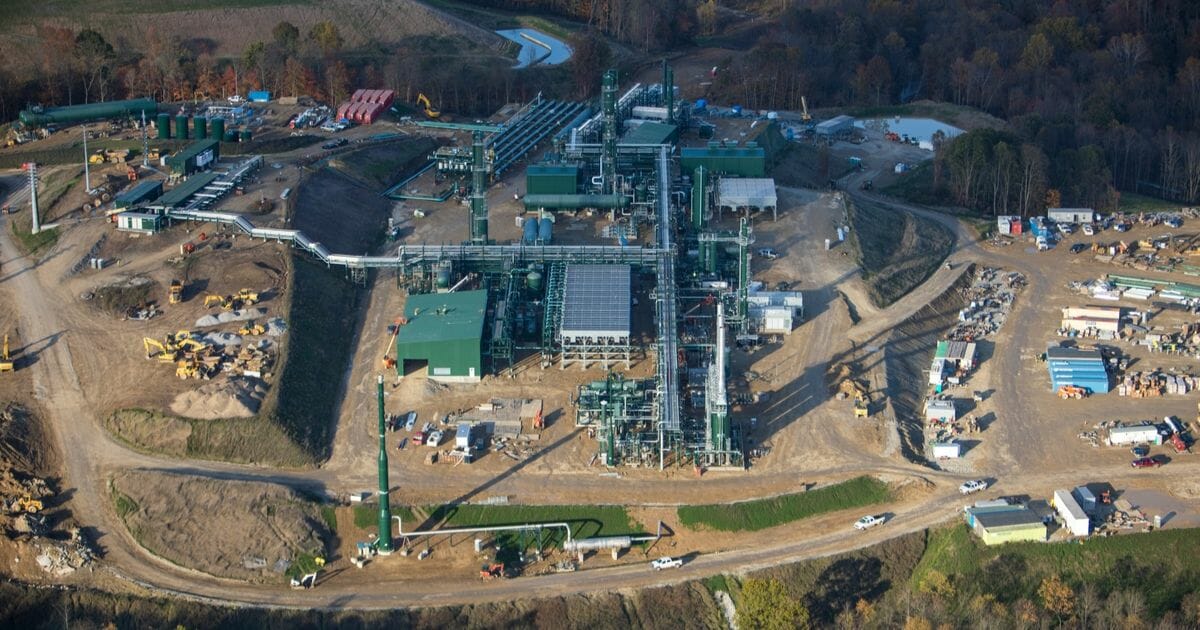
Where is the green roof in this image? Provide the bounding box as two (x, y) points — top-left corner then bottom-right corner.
(527, 165), (579, 177)
(168, 138), (219, 167)
(154, 172), (219, 207)
(621, 122), (677, 146)
(399, 290), (487, 344)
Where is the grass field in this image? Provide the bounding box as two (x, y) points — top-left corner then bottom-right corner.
(0, 0), (309, 23)
(427, 503), (641, 545)
(912, 524), (1200, 616)
(848, 197), (954, 307)
(1118, 192), (1181, 213)
(104, 408), (316, 467)
(677, 476), (891, 532)
(9, 220), (59, 256)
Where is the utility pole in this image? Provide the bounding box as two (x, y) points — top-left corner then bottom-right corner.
(82, 125), (91, 193)
(375, 375), (394, 554)
(141, 110), (149, 168)
(25, 163), (39, 234)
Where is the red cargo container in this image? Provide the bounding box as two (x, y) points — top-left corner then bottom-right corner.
(367, 89), (383, 103)
(336, 102), (351, 121)
(363, 102), (384, 123)
(351, 89), (367, 103)
(1010, 219), (1023, 235)
(351, 102), (367, 122)
(378, 90), (395, 108)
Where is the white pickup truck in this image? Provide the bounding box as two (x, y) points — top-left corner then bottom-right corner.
(959, 479), (988, 495)
(650, 557), (683, 570)
(854, 515), (885, 531)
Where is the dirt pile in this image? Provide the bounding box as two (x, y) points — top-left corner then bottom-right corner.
(169, 377), (268, 420)
(111, 471), (331, 582)
(195, 307), (267, 328)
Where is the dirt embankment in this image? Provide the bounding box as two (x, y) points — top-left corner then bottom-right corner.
(883, 266), (974, 465)
(110, 470), (331, 583)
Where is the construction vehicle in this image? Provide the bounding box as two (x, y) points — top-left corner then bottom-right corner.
(8, 496), (42, 514)
(380, 317), (407, 370)
(0, 335), (14, 372)
(203, 294), (228, 309)
(169, 280), (183, 304)
(204, 289), (259, 311)
(143, 337), (175, 361)
(799, 96), (812, 124)
(1057, 385), (1090, 399)
(853, 393), (870, 418)
(480, 563), (506, 580)
(238, 322), (266, 336)
(417, 93), (440, 119)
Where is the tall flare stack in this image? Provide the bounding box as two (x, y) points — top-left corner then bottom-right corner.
(375, 375), (394, 554)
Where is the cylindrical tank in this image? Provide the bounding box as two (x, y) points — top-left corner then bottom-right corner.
(538, 218), (553, 244)
(435, 260), (452, 289)
(522, 194), (628, 210)
(522, 218), (538, 244)
(224, 130), (238, 142)
(210, 118), (225, 142)
(193, 116), (207, 140)
(156, 113), (171, 139)
(175, 115), (189, 140)
(526, 270), (543, 292)
(239, 129), (252, 143)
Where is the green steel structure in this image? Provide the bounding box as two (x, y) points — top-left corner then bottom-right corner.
(662, 59), (675, 125)
(574, 373), (657, 466)
(19, 98), (157, 127)
(691, 166), (707, 231)
(394, 290), (487, 382)
(375, 375), (393, 554)
(415, 121), (502, 244)
(601, 69), (619, 195)
(526, 165), (579, 195)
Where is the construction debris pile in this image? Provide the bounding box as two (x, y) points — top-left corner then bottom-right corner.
(947, 267), (1024, 341)
(34, 529), (95, 576)
(1094, 499), (1152, 535)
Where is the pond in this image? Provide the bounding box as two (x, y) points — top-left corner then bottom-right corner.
(496, 28), (573, 68)
(855, 117), (964, 148)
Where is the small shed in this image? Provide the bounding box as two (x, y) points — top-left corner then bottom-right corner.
(971, 507), (1047, 545)
(1053, 489), (1090, 537)
(1046, 345), (1110, 393)
(1107, 425), (1162, 446)
(115, 211), (163, 234)
(815, 115), (855, 137)
(932, 441), (961, 459)
(925, 399), (957, 424)
(929, 358), (947, 385)
(935, 340), (977, 371)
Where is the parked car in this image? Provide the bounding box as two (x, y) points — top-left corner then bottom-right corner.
(1130, 445), (1150, 457)
(427, 430), (443, 447)
(650, 557), (683, 570)
(959, 480), (988, 495)
(757, 248), (779, 260)
(1036, 236), (1050, 251)
(404, 411), (417, 432)
(411, 431), (426, 446)
(1058, 223), (1074, 235)
(1071, 243), (1088, 254)
(1115, 222), (1130, 232)
(1131, 456), (1161, 468)
(421, 421), (434, 434)
(854, 515), (885, 531)
(1082, 224), (1095, 236)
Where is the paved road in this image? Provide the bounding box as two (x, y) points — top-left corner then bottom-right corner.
(0, 173), (1195, 609)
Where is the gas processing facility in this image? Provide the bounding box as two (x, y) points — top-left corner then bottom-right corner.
(152, 64), (800, 471)
(383, 64), (801, 471)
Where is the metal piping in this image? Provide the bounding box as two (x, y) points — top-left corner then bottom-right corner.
(394, 515), (573, 544)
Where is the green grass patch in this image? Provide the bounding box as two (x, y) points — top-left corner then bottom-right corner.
(112, 488), (139, 520)
(912, 524), (1200, 616)
(284, 551), (325, 581)
(104, 408), (316, 467)
(703, 573), (735, 596)
(428, 503), (640, 545)
(848, 196), (954, 307)
(9, 221), (59, 256)
(1118, 191), (1180, 214)
(353, 504), (376, 529)
(319, 506), (337, 531)
(678, 476), (891, 532)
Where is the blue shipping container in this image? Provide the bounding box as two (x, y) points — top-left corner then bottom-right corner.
(248, 91), (271, 103)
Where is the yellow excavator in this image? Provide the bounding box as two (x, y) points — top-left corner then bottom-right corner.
(800, 96), (812, 124)
(0, 334), (14, 372)
(417, 93), (440, 119)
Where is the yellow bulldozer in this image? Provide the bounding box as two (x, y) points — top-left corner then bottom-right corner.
(169, 279), (184, 304)
(238, 322), (266, 336)
(204, 289), (260, 311)
(853, 393), (870, 418)
(0, 334), (14, 372)
(9, 495), (43, 514)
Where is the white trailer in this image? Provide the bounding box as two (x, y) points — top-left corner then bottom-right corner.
(1053, 488), (1090, 536)
(1107, 425), (1162, 446)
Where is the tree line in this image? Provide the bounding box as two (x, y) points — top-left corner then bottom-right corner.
(703, 1), (1200, 209)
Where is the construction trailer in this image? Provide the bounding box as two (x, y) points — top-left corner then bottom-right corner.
(1106, 425), (1163, 446)
(394, 290), (487, 383)
(115, 211), (164, 234)
(1047, 207), (1095, 224)
(1052, 489), (1090, 537)
(925, 399), (957, 424)
(1060, 306), (1123, 335)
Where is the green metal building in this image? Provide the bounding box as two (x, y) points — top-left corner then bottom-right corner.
(395, 290), (487, 383)
(167, 139), (219, 176)
(680, 146), (766, 177)
(621, 122), (678, 146)
(526, 165), (579, 195)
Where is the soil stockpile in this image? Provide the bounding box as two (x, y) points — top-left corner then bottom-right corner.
(111, 471), (331, 582)
(169, 377), (267, 420)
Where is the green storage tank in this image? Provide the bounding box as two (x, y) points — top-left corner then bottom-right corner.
(156, 113), (171, 139)
(239, 129), (252, 143)
(224, 130), (238, 142)
(209, 118), (225, 142)
(193, 117), (207, 140)
(526, 270), (542, 292)
(19, 98), (158, 127)
(175, 115), (189, 140)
